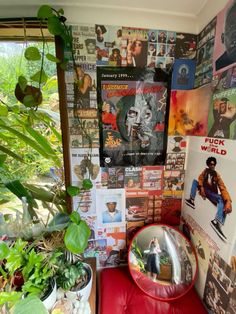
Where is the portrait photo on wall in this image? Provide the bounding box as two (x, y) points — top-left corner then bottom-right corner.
(96, 188), (125, 227)
(97, 67), (169, 167)
(171, 59), (196, 90)
(208, 88), (236, 139)
(175, 33), (197, 59)
(213, 0), (236, 74)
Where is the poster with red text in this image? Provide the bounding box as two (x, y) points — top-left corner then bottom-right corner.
(97, 67), (168, 167)
(183, 136), (236, 264)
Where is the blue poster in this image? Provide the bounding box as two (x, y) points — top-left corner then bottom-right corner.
(172, 59), (196, 90)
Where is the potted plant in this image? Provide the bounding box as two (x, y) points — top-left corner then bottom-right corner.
(0, 238), (61, 313)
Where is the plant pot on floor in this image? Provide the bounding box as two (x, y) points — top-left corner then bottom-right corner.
(65, 263), (93, 302)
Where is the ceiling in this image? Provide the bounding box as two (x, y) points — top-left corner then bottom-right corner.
(0, 0), (229, 33)
(0, 0), (210, 17)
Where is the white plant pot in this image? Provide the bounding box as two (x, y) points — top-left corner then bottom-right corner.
(41, 278), (57, 311)
(65, 263), (93, 302)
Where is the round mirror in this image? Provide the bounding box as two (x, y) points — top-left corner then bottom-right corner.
(128, 224), (198, 301)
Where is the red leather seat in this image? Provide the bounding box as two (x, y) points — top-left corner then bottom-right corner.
(99, 266), (207, 314)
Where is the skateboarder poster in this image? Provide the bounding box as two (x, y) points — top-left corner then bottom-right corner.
(97, 67), (168, 167)
(183, 136), (236, 263)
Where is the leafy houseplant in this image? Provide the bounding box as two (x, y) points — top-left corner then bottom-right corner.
(0, 238), (60, 312)
(0, 3), (95, 312)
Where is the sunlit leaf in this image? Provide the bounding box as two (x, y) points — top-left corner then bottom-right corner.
(67, 185), (80, 197)
(82, 179), (93, 190)
(64, 221), (91, 254)
(25, 126), (61, 167)
(37, 5), (54, 20)
(46, 53), (60, 63)
(18, 76), (27, 91)
(70, 211), (81, 224)
(0, 104), (8, 116)
(24, 47), (41, 61)
(13, 295), (48, 314)
(30, 70), (48, 84)
(0, 241), (9, 259)
(0, 145), (25, 163)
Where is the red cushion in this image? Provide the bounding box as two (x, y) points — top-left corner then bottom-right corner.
(99, 266), (207, 314)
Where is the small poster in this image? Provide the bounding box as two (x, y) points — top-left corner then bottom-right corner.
(172, 59), (196, 90)
(208, 88), (236, 139)
(96, 188), (126, 227)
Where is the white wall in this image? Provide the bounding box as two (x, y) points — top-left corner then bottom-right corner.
(197, 0), (228, 32)
(0, 4), (197, 33)
(0, 1), (229, 35)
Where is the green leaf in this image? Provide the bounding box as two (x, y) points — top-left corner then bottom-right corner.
(24, 126), (61, 167)
(30, 69), (48, 84)
(64, 221), (91, 254)
(13, 295), (48, 314)
(37, 5), (54, 20)
(0, 153), (7, 166)
(0, 291), (23, 306)
(0, 145), (25, 163)
(12, 104), (20, 114)
(23, 95), (38, 108)
(0, 104), (8, 116)
(0, 241), (9, 259)
(58, 8), (64, 15)
(67, 185), (80, 197)
(0, 124), (51, 159)
(24, 47), (41, 61)
(18, 75), (27, 91)
(46, 53), (60, 63)
(60, 60), (68, 71)
(47, 16), (64, 36)
(82, 179), (93, 190)
(70, 211), (81, 224)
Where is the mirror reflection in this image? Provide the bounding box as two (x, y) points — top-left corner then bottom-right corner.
(128, 224), (197, 300)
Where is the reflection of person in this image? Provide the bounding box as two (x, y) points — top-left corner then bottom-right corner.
(177, 66), (189, 85)
(85, 38), (96, 54)
(76, 66), (92, 108)
(102, 199), (122, 223)
(126, 40), (147, 67)
(208, 98), (236, 138)
(109, 48), (122, 66)
(146, 237), (161, 282)
(215, 2), (236, 71)
(185, 157), (232, 241)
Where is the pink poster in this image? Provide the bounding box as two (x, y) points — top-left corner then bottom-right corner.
(213, 0), (236, 75)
